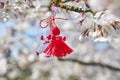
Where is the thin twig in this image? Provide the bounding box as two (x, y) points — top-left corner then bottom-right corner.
(58, 58), (120, 71)
(52, 0), (95, 14)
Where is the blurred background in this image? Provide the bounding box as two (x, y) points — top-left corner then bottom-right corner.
(0, 0), (120, 80)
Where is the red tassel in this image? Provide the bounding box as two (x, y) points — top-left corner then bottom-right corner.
(44, 37), (73, 57)
(43, 27), (73, 57)
(38, 6), (73, 58)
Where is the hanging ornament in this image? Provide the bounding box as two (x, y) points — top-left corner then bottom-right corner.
(36, 4), (73, 58)
(44, 26), (73, 57)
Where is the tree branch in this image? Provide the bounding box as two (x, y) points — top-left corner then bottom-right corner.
(58, 58), (120, 71)
(52, 0), (95, 14)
